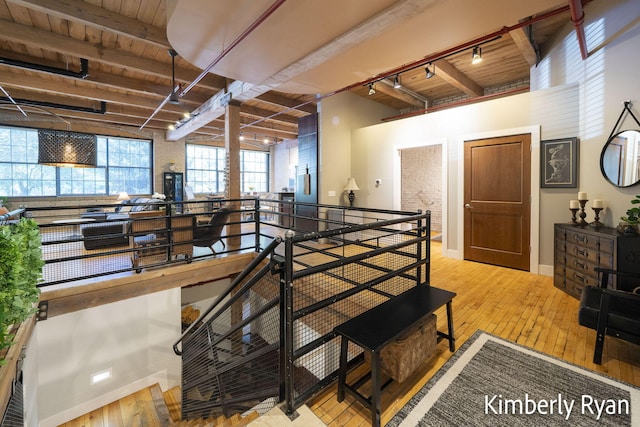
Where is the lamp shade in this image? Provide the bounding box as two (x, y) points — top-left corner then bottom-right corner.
(38, 129), (98, 168)
(344, 177), (360, 191)
(117, 191), (130, 202)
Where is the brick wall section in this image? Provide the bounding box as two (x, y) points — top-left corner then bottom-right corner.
(400, 145), (442, 232)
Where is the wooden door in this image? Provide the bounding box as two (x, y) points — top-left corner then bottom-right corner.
(464, 134), (531, 271)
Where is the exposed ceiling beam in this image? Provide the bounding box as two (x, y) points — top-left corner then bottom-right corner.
(240, 105), (300, 125)
(509, 27), (538, 66)
(0, 69), (187, 112)
(377, 79), (426, 108)
(255, 92), (317, 115)
(0, 18), (225, 92)
(6, 0), (171, 49)
(432, 59), (484, 98)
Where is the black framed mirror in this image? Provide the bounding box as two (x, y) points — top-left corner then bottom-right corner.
(600, 129), (640, 187)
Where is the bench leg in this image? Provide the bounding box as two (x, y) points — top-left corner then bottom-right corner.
(337, 337), (348, 402)
(446, 301), (455, 352)
(371, 350), (381, 427)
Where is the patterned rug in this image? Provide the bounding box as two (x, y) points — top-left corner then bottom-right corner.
(387, 331), (640, 426)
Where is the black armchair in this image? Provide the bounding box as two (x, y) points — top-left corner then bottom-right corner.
(193, 207), (231, 254)
(578, 267), (640, 364)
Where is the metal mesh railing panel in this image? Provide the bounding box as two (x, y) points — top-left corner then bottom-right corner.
(181, 266), (281, 420)
(288, 215), (426, 401)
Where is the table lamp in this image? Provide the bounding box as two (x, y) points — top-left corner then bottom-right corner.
(344, 177), (359, 207)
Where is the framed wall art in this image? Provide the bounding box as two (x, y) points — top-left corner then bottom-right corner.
(541, 137), (579, 188)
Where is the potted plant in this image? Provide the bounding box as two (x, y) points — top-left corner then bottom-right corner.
(0, 218), (43, 364)
(618, 194), (640, 235)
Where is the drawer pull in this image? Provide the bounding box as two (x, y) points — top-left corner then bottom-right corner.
(574, 247), (588, 257)
(575, 273), (586, 283)
(573, 260), (587, 270)
(574, 234), (588, 244)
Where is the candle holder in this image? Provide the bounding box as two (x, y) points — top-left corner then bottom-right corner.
(578, 199), (588, 226)
(569, 208), (579, 225)
(591, 207), (603, 227)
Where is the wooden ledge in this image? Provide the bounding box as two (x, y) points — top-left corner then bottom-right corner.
(40, 252), (256, 318)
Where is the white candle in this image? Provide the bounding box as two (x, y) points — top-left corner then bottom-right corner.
(578, 192), (588, 200)
(569, 200), (579, 209)
(593, 199), (603, 208)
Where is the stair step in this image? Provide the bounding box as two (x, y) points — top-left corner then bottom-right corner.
(57, 384), (322, 427)
(246, 405), (325, 426)
(59, 383), (172, 427)
(163, 385), (182, 422)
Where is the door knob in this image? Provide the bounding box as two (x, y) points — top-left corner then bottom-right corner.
(465, 203), (473, 209)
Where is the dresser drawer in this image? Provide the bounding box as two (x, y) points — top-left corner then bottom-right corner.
(565, 241), (598, 264)
(566, 269), (599, 298)
(565, 229), (599, 250)
(553, 224), (633, 299)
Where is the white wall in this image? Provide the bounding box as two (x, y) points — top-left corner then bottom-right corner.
(319, 92), (399, 206)
(34, 288), (181, 426)
(321, 0), (640, 270)
(272, 139), (298, 192)
(532, 0), (640, 265)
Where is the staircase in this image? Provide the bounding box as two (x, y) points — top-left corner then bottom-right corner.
(57, 384), (260, 427)
(57, 383), (325, 426)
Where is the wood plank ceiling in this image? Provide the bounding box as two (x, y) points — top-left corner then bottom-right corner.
(0, 0), (578, 149)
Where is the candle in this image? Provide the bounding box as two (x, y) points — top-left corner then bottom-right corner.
(578, 192), (588, 200)
(570, 200), (579, 209)
(593, 199), (603, 208)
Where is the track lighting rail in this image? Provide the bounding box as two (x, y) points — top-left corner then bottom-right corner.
(358, 2), (573, 91)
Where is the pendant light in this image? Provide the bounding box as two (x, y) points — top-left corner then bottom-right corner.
(38, 128), (97, 168)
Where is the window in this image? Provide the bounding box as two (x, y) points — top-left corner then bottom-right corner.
(0, 126), (152, 197)
(185, 144), (269, 194)
(186, 144), (225, 194)
(241, 150), (269, 192)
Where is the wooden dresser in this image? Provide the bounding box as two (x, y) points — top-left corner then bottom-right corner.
(554, 224), (640, 299)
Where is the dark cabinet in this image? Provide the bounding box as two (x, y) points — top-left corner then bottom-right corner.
(278, 192), (294, 227)
(163, 172), (184, 213)
(554, 223), (640, 298)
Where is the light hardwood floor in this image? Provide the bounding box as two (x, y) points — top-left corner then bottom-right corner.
(308, 240), (640, 426)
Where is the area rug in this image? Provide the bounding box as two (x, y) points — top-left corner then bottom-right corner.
(387, 331), (640, 426)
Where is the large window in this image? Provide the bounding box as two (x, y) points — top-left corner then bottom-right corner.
(186, 144), (269, 194)
(0, 126), (152, 197)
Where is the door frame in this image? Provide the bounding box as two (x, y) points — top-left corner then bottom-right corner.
(456, 126), (541, 273)
(393, 138), (448, 256)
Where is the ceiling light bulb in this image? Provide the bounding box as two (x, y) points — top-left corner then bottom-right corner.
(168, 124), (175, 130)
(425, 64), (435, 79)
(239, 134), (244, 141)
(393, 75), (401, 89)
(471, 46), (482, 64)
(263, 137), (269, 144)
(183, 112), (191, 119)
(368, 83), (376, 96)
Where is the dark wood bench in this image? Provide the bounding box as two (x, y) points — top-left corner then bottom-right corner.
(334, 285), (456, 427)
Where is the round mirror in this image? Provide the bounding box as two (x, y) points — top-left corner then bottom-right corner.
(600, 129), (640, 187)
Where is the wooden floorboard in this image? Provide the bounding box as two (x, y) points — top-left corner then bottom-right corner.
(308, 240), (640, 426)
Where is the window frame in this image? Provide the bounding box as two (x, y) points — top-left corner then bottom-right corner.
(0, 125), (153, 197)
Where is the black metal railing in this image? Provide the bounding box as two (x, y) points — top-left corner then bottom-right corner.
(29, 199), (269, 286)
(174, 206), (430, 419)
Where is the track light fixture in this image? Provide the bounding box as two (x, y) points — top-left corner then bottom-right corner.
(471, 46), (482, 64)
(425, 63), (435, 79)
(393, 74), (401, 89)
(368, 83), (376, 96)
